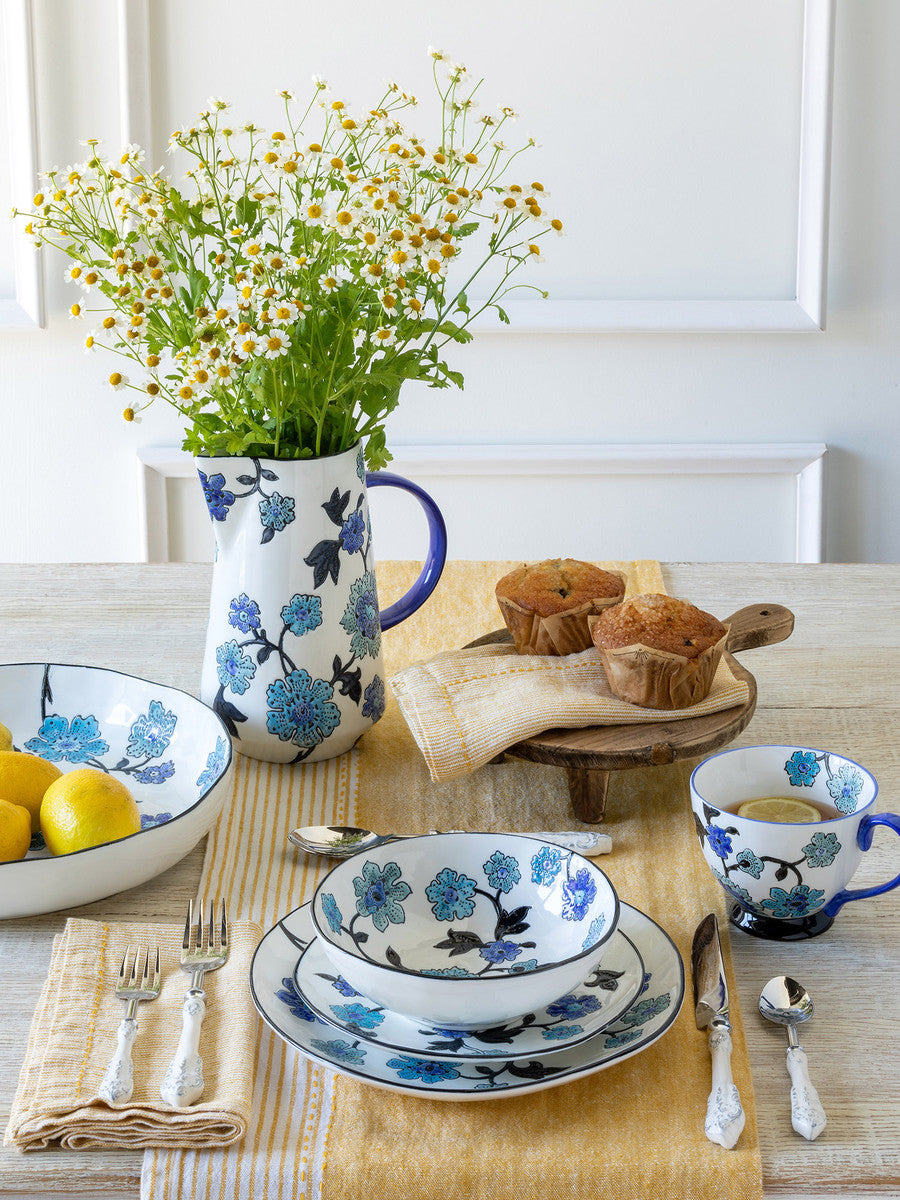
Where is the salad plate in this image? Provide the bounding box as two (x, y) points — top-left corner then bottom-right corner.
(250, 901), (684, 1100)
(293, 919), (644, 1059)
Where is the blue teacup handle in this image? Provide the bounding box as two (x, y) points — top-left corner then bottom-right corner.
(366, 471), (447, 631)
(823, 812), (900, 917)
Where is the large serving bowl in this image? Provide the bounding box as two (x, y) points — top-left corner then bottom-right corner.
(310, 831), (619, 1027)
(0, 662), (232, 918)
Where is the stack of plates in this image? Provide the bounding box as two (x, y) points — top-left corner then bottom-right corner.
(250, 901), (684, 1100)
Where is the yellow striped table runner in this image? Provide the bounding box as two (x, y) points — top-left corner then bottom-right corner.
(143, 561), (762, 1200)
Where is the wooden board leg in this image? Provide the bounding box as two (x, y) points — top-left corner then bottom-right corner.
(566, 767), (610, 823)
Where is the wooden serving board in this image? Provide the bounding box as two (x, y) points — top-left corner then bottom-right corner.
(466, 603), (795, 823)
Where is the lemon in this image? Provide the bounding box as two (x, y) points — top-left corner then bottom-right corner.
(0, 721), (13, 751)
(0, 750), (63, 834)
(737, 796), (821, 823)
(40, 767), (141, 855)
(0, 798), (31, 861)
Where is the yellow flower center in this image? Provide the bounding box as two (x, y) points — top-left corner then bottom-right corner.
(179, 385), (194, 399)
(146, 382), (159, 395)
(109, 372), (123, 386)
(267, 335), (283, 351)
(336, 211), (353, 226)
(307, 204), (323, 219)
(122, 407), (135, 422)
(102, 316), (116, 329)
(70, 303), (81, 317)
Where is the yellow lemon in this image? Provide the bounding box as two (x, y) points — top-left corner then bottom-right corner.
(40, 767), (141, 855)
(0, 750), (63, 834)
(737, 796), (822, 823)
(0, 798), (31, 861)
(0, 721), (13, 751)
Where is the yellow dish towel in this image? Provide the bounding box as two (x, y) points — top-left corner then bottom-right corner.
(389, 560), (749, 782)
(5, 917), (260, 1151)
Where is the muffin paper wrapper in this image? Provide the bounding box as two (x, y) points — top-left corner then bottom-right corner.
(589, 626), (729, 710)
(498, 572), (627, 656)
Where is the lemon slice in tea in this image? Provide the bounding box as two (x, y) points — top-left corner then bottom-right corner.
(737, 796), (821, 823)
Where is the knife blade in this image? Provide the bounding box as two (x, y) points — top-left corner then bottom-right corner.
(691, 913), (746, 1149)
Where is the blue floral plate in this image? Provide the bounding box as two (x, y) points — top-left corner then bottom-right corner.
(292, 919), (645, 1060)
(0, 662), (232, 918)
(250, 902), (684, 1100)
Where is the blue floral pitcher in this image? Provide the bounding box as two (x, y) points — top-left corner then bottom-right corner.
(197, 444), (446, 763)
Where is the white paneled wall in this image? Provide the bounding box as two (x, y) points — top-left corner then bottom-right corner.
(1, 0), (898, 563)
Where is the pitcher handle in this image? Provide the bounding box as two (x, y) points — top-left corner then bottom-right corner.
(823, 813), (900, 916)
(366, 471), (447, 631)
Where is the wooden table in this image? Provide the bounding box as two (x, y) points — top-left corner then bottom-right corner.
(0, 563), (898, 1199)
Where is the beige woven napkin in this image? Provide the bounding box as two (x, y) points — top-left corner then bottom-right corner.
(390, 634), (749, 784)
(5, 917), (260, 1151)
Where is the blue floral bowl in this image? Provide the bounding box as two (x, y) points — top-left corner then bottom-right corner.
(0, 662), (232, 918)
(311, 832), (620, 1027)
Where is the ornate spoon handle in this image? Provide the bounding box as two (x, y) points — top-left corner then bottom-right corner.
(786, 1046), (827, 1140)
(704, 1024), (745, 1149)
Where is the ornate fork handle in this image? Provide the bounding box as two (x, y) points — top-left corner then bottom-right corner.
(99, 1017), (139, 1104)
(160, 986), (207, 1107)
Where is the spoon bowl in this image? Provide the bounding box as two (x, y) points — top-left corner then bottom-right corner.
(758, 975), (826, 1141)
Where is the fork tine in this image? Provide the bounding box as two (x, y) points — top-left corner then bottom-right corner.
(152, 946), (161, 991)
(139, 946), (151, 989)
(220, 900), (228, 953)
(208, 898), (215, 953)
(183, 899), (194, 953)
(129, 945), (143, 989)
(117, 948), (131, 987)
(197, 897), (206, 953)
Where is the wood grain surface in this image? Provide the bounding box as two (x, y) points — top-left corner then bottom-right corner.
(0, 563), (898, 1199)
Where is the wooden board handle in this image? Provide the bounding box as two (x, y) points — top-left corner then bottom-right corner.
(724, 604), (794, 654)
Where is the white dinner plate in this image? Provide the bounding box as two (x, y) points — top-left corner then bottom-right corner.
(292, 919), (645, 1060)
(250, 901), (684, 1100)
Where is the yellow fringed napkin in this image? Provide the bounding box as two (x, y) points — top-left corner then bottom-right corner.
(5, 917), (260, 1152)
(390, 644), (749, 783)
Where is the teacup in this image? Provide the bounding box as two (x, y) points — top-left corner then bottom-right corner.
(690, 744), (900, 939)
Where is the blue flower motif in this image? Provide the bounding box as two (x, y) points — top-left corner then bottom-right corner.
(425, 867), (477, 921)
(508, 958), (538, 973)
(706, 823), (733, 859)
(331, 976), (361, 997)
(479, 939), (522, 964)
(277, 976), (319, 1021)
(620, 992), (671, 1027)
(259, 491), (295, 532)
(24, 714), (109, 763)
(561, 867), (597, 921)
(133, 761), (175, 785)
(266, 670), (341, 749)
(199, 470), (235, 521)
(330, 1003), (384, 1030)
(140, 811), (173, 828)
(421, 966), (476, 978)
(216, 639), (257, 695)
(311, 1038), (367, 1064)
(385, 1055), (460, 1083)
(483, 851), (521, 893)
(543, 1024), (582, 1040)
(734, 848), (764, 878)
(127, 700), (177, 759)
(760, 883), (826, 918)
(712, 869), (756, 909)
(340, 572), (381, 659)
(547, 993), (603, 1019)
(531, 845), (563, 886)
(339, 509), (366, 554)
(353, 860), (411, 932)
(582, 913), (607, 950)
(355, 447), (366, 483)
(281, 593), (323, 637)
(196, 736), (228, 790)
(803, 831), (841, 868)
(228, 593), (261, 633)
(604, 1028), (643, 1048)
(827, 763), (864, 813)
(321, 892), (343, 934)
(785, 750), (820, 787)
(361, 676), (385, 722)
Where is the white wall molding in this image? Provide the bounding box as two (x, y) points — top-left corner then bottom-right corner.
(117, 0), (152, 153)
(137, 442), (826, 565)
(471, 0), (835, 334)
(1, 0), (44, 329)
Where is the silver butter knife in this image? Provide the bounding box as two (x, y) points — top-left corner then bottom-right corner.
(691, 913), (746, 1149)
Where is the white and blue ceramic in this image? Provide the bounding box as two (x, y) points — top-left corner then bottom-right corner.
(198, 445), (446, 763)
(0, 662), (233, 918)
(294, 919), (644, 1060)
(310, 832), (620, 1027)
(250, 901), (683, 1100)
(691, 744), (900, 939)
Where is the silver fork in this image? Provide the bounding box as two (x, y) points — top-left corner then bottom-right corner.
(160, 898), (229, 1107)
(99, 946), (162, 1104)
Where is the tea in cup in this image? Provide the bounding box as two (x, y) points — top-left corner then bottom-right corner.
(690, 744), (900, 939)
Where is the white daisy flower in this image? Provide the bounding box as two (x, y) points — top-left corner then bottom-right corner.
(263, 330), (292, 359)
(108, 371), (129, 390)
(370, 326), (396, 348)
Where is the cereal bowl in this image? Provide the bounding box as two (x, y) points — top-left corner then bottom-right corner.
(0, 662), (233, 918)
(311, 831), (619, 1027)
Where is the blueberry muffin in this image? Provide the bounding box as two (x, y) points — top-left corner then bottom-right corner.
(496, 559), (626, 656)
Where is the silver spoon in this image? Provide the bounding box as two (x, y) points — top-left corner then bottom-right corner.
(758, 975), (827, 1141)
(288, 824), (612, 859)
